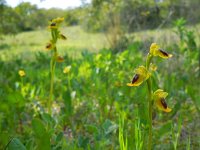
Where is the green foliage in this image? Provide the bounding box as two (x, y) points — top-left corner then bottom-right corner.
(84, 0), (200, 33)
(119, 112), (127, 150)
(32, 118), (51, 150)
(174, 18), (197, 51)
(171, 117), (182, 150)
(6, 138), (26, 150)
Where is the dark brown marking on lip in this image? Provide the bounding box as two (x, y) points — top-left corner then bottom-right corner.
(159, 49), (169, 57)
(132, 74), (139, 84)
(46, 43), (51, 49)
(160, 98), (167, 109)
(60, 34), (67, 40)
(50, 22), (56, 26)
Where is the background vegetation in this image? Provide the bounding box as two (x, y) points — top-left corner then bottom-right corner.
(0, 0), (200, 149)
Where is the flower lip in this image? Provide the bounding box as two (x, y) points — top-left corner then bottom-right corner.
(132, 74), (139, 84)
(127, 66), (150, 87)
(50, 22), (56, 26)
(153, 89), (172, 112)
(60, 34), (67, 40)
(159, 49), (169, 57)
(46, 43), (52, 49)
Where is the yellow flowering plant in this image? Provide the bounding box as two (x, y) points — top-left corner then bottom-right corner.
(45, 17), (67, 114)
(18, 70), (26, 77)
(127, 43), (172, 150)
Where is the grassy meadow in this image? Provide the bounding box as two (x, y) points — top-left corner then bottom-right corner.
(0, 24), (200, 150)
(0, 26), (109, 61)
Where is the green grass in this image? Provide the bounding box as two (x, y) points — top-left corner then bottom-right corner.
(0, 26), (109, 61)
(1, 24), (200, 61)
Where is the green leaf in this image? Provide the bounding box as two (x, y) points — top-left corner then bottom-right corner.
(32, 118), (46, 138)
(37, 133), (51, 150)
(85, 125), (99, 135)
(56, 132), (63, 143)
(7, 91), (25, 107)
(103, 119), (118, 135)
(7, 138), (26, 150)
(41, 113), (55, 127)
(32, 118), (51, 150)
(63, 91), (73, 116)
(156, 121), (172, 137)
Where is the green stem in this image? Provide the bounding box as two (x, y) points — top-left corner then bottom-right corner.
(48, 49), (57, 114)
(48, 28), (58, 114)
(20, 77), (24, 94)
(67, 74), (71, 92)
(147, 78), (152, 150)
(146, 54), (153, 150)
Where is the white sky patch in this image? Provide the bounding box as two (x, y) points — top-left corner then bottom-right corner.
(6, 0), (91, 9)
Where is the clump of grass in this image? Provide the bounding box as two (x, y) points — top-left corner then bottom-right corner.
(119, 111), (128, 150)
(171, 117), (182, 150)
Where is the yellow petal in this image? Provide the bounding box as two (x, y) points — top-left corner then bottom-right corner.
(18, 70), (25, 77)
(163, 107), (172, 113)
(135, 66), (147, 75)
(150, 43), (160, 55)
(52, 17), (64, 24)
(154, 89), (168, 99)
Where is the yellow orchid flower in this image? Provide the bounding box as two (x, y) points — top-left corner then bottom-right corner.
(150, 43), (172, 59)
(153, 89), (172, 112)
(127, 66), (150, 86)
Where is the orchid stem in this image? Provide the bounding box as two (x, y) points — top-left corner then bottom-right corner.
(146, 54), (153, 150)
(48, 47), (57, 114)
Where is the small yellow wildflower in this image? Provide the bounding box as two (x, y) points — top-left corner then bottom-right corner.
(150, 43), (172, 59)
(63, 66), (71, 74)
(153, 89), (172, 112)
(18, 70), (25, 77)
(127, 66), (150, 86)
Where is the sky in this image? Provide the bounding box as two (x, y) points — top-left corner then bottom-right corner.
(6, 0), (91, 9)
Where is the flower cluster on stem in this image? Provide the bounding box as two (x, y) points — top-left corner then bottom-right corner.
(127, 43), (172, 149)
(45, 17), (67, 114)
